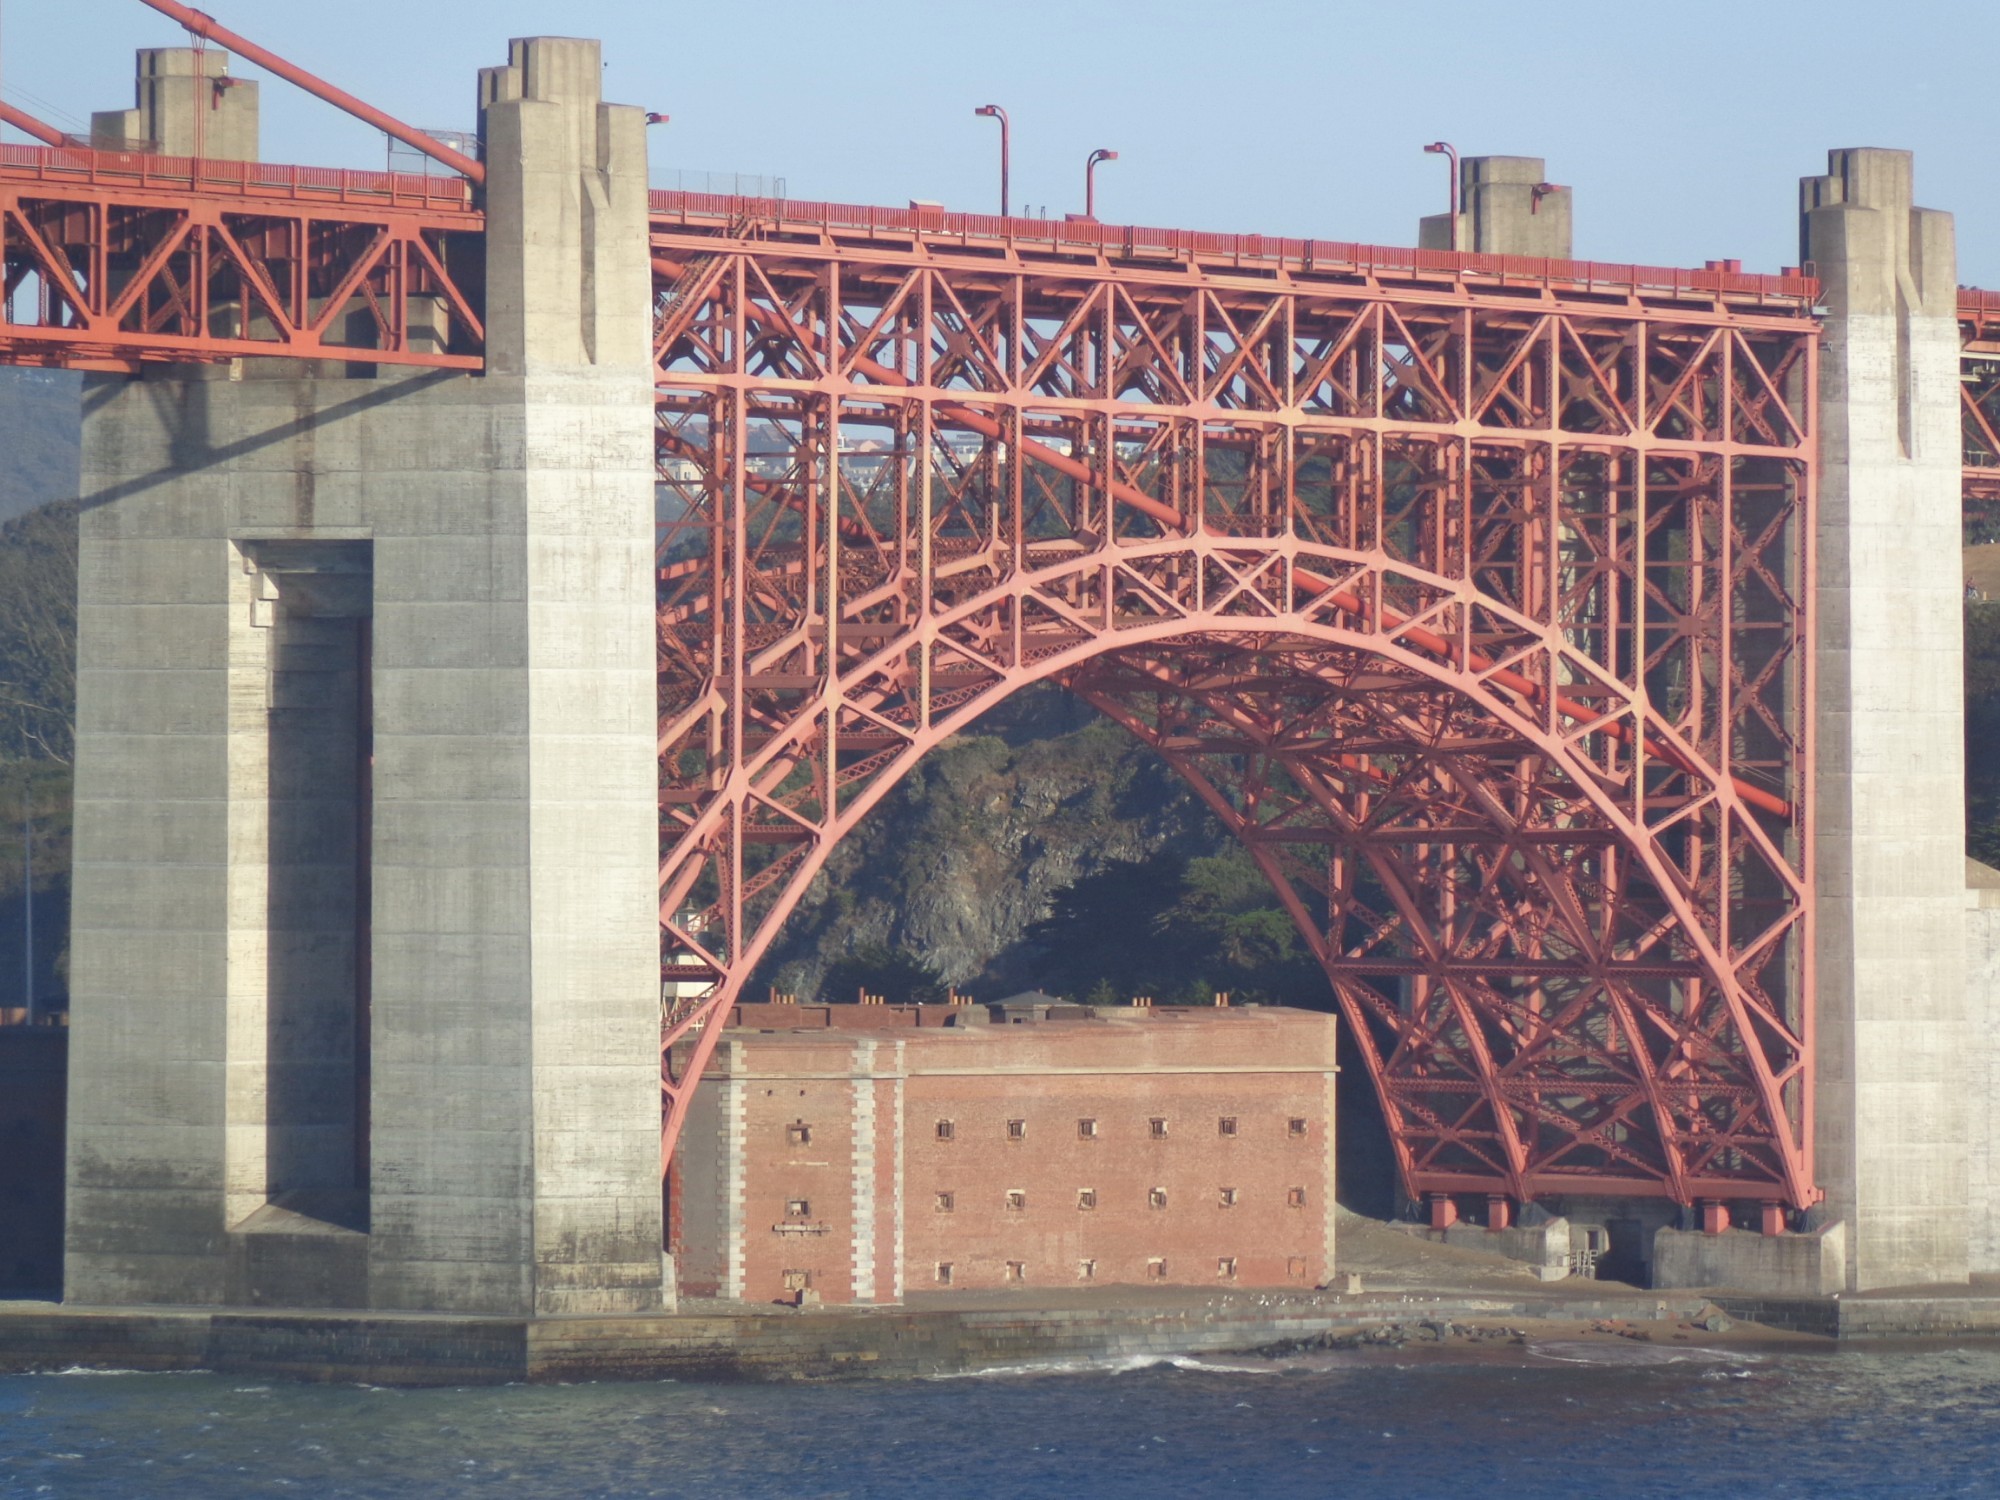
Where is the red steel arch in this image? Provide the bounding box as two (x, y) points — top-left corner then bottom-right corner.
(652, 207), (1821, 1213)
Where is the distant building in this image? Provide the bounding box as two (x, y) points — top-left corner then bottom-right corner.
(673, 999), (1336, 1304)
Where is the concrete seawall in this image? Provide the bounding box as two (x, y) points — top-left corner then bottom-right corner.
(0, 1289), (1724, 1386)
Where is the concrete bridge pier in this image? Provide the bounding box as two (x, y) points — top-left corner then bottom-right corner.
(1806, 149), (1971, 1292)
(63, 38), (665, 1315)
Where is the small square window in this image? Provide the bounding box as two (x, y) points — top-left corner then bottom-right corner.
(1006, 1118), (1027, 1141)
(1149, 1117), (1168, 1140)
(1218, 1187), (1237, 1208)
(1286, 1256), (1307, 1279)
(935, 1191), (955, 1213)
(1288, 1117), (1309, 1138)
(1287, 1186), (1307, 1208)
(1147, 1257), (1167, 1279)
(1148, 1187), (1168, 1210)
(1005, 1189), (1027, 1211)
(1217, 1257), (1238, 1280)
(1078, 1258), (1097, 1281)
(787, 1122), (812, 1146)
(1005, 1260), (1026, 1283)
(785, 1198), (810, 1218)
(936, 1261), (954, 1285)
(782, 1269), (810, 1291)
(1218, 1116), (1237, 1137)
(1077, 1188), (1097, 1211)
(936, 1119), (955, 1142)
(1077, 1117), (1098, 1139)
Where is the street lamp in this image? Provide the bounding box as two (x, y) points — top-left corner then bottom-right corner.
(1085, 148), (1118, 220)
(974, 104), (1010, 216)
(1423, 140), (1459, 251)
(645, 112), (671, 125)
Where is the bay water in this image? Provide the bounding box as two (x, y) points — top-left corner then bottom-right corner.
(2, 1341), (1994, 1497)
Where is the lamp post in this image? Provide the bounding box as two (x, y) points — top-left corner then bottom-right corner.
(974, 104), (1010, 216)
(645, 112), (670, 125)
(1423, 140), (1459, 251)
(1085, 148), (1117, 220)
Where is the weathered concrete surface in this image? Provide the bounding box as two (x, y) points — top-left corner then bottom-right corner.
(1806, 148), (1969, 1292)
(1394, 1218), (1572, 1281)
(1438, 1220), (1571, 1282)
(1716, 1280), (2000, 1339)
(91, 49), (258, 161)
(1652, 1222), (1847, 1298)
(64, 38), (662, 1317)
(1418, 155), (1571, 257)
(0, 1286), (1728, 1385)
(1968, 861), (2000, 1274)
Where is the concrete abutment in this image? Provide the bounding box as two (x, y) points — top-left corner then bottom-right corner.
(64, 37), (663, 1317)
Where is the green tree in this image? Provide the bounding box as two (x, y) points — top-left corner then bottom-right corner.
(0, 499), (77, 765)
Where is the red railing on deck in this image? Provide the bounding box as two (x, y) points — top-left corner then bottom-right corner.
(0, 141), (477, 212)
(649, 188), (1821, 307)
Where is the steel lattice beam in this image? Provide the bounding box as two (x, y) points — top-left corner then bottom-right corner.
(649, 223), (1821, 1213)
(0, 145), (1871, 1210)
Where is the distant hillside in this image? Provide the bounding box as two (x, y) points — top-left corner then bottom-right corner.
(0, 369), (82, 525)
(0, 498), (78, 1012)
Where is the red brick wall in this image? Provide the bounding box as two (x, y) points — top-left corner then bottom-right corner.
(733, 1037), (865, 1304)
(687, 1008), (1336, 1303)
(900, 1014), (1332, 1292)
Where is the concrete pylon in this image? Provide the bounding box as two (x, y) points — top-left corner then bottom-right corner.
(1805, 148), (1970, 1290)
(64, 37), (664, 1316)
(90, 49), (259, 160)
(1418, 156), (1571, 258)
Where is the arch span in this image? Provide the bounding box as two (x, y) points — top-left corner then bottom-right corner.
(651, 232), (1817, 1215)
(657, 534), (1813, 1211)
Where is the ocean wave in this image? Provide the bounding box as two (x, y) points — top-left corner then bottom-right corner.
(928, 1351), (1288, 1381)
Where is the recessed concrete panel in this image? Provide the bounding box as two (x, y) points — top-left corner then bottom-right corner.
(66, 38), (662, 1316)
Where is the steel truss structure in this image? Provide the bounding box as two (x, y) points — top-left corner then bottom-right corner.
(1963, 289), (2000, 519)
(0, 143), (483, 370)
(650, 206), (1822, 1212)
(17, 131), (1963, 1213)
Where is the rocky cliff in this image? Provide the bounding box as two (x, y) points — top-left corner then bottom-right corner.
(752, 687), (1230, 1003)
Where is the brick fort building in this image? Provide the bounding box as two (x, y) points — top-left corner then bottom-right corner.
(672, 998), (1337, 1304)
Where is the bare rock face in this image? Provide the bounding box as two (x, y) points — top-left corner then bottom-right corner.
(755, 692), (1222, 1000)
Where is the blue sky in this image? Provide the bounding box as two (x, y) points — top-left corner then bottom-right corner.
(3, 0), (1995, 281)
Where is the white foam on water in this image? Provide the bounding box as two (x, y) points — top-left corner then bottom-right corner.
(1527, 1340), (1763, 1367)
(47, 1366), (210, 1378)
(927, 1350), (1292, 1382)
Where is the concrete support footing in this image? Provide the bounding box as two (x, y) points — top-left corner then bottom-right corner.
(1652, 1222), (1848, 1298)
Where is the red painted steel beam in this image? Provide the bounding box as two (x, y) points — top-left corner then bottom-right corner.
(133, 0), (486, 183)
(653, 244), (1794, 819)
(0, 148), (484, 370)
(0, 99), (67, 148)
(649, 189), (1821, 310)
(650, 238), (1818, 1211)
